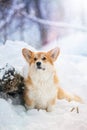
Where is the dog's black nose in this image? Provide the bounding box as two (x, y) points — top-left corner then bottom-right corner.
(36, 62), (41, 67)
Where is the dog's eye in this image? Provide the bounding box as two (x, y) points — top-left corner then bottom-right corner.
(42, 57), (46, 60)
(34, 57), (37, 61)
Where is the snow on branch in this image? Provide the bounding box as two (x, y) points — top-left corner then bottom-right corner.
(21, 12), (87, 32)
(0, 3), (25, 31)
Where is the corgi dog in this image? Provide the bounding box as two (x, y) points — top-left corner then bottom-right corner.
(22, 47), (82, 112)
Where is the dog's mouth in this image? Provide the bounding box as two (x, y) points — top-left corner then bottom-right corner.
(37, 66), (45, 71)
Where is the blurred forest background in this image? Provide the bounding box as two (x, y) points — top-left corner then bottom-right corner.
(0, 0), (87, 48)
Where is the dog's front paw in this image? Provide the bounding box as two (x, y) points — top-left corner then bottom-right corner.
(46, 105), (54, 112)
(25, 104), (35, 110)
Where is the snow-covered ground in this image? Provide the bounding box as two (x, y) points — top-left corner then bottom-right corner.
(0, 36), (87, 130)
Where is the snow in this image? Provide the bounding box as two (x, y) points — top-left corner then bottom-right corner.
(42, 32), (87, 56)
(0, 64), (15, 79)
(0, 37), (87, 130)
(0, 40), (35, 73)
(58, 32), (87, 56)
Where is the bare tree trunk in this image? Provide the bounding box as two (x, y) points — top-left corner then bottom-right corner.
(32, 0), (50, 46)
(3, 12), (7, 45)
(33, 0), (47, 46)
(32, 0), (63, 46)
(3, 25), (7, 44)
(20, 16), (24, 41)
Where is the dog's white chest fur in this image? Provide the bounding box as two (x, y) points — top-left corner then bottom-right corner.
(26, 70), (58, 111)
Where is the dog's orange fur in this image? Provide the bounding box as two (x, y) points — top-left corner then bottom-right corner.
(22, 47), (83, 112)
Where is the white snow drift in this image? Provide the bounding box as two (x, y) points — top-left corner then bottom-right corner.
(0, 38), (87, 130)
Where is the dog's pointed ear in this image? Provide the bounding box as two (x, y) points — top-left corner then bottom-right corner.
(22, 48), (32, 62)
(47, 47), (60, 62)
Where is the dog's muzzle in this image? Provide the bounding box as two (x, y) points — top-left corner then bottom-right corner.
(36, 62), (41, 69)
(36, 62), (45, 70)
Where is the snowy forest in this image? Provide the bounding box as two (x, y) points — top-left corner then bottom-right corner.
(0, 0), (87, 130)
(0, 0), (87, 48)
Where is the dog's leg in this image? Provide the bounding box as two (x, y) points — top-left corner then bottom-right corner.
(57, 87), (83, 103)
(25, 99), (35, 110)
(24, 93), (35, 110)
(46, 97), (57, 112)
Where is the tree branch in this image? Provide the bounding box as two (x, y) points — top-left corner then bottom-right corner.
(0, 3), (25, 31)
(21, 12), (87, 32)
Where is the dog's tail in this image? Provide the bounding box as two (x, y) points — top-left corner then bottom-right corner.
(57, 87), (83, 103)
